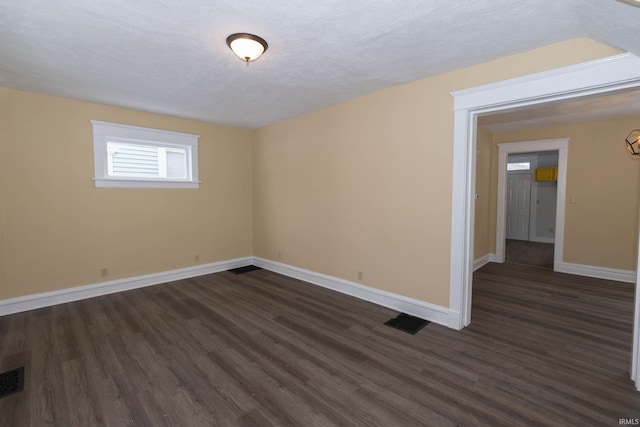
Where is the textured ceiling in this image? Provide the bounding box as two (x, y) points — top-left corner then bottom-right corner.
(1, 0), (639, 129)
(479, 88), (640, 133)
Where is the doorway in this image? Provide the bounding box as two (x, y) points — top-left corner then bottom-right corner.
(495, 139), (568, 270)
(449, 53), (640, 390)
(505, 151), (559, 269)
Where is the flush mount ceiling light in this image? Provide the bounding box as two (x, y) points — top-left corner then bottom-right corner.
(226, 33), (268, 64)
(617, 0), (640, 6)
(625, 129), (640, 155)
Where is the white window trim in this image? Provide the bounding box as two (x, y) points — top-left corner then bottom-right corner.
(90, 120), (200, 189)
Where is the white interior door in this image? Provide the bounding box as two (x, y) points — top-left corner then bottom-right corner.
(506, 172), (531, 241)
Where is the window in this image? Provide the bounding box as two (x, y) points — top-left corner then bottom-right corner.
(507, 161), (530, 171)
(91, 120), (199, 189)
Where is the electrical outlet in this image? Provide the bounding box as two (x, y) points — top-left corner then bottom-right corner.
(100, 268), (108, 277)
(194, 254), (200, 262)
(278, 251), (281, 259)
(358, 271), (363, 280)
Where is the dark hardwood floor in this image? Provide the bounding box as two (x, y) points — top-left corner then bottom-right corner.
(1, 263), (639, 426)
(505, 239), (554, 269)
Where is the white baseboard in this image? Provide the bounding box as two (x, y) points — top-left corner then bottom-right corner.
(447, 310), (463, 330)
(555, 261), (635, 283)
(2, 255), (455, 328)
(474, 253), (497, 271)
(253, 257), (451, 327)
(0, 257), (253, 316)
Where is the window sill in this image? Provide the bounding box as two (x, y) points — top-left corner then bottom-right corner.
(93, 178), (201, 189)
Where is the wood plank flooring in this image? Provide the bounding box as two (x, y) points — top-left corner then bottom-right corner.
(1, 264), (639, 426)
(505, 239), (554, 269)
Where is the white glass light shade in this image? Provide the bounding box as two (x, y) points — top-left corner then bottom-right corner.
(226, 33), (268, 63)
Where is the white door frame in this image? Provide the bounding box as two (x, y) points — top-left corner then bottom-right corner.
(634, 210), (640, 387)
(496, 139), (568, 268)
(448, 53), (640, 390)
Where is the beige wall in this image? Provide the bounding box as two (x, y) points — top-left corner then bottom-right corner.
(474, 126), (495, 260)
(0, 88), (253, 300)
(492, 116), (640, 271)
(253, 39), (621, 307)
(0, 38), (624, 306)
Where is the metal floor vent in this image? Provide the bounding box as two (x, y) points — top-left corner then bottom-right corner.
(384, 313), (429, 335)
(228, 265), (262, 275)
(0, 367), (24, 399)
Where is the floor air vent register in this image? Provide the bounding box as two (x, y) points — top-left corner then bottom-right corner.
(384, 313), (429, 334)
(228, 265), (262, 275)
(0, 367), (24, 399)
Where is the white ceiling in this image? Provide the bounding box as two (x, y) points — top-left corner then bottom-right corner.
(1, 0), (640, 129)
(479, 88), (640, 133)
